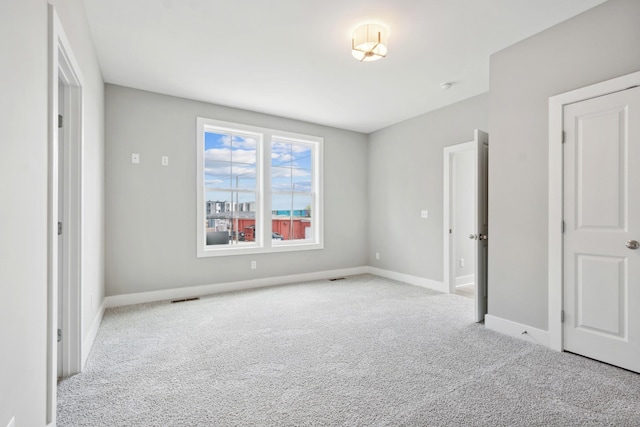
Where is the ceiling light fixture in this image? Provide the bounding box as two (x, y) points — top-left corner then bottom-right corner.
(351, 23), (388, 62)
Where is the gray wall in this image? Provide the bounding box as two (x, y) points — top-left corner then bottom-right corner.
(0, 1), (104, 426)
(368, 94), (489, 280)
(488, 0), (640, 329)
(105, 85), (368, 296)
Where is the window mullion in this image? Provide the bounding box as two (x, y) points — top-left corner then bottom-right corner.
(263, 134), (273, 247)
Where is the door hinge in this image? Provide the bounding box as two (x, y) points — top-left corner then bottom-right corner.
(561, 131), (566, 143)
(58, 221), (62, 236)
(58, 114), (63, 129)
(562, 220), (565, 233)
(449, 229), (452, 234)
(561, 310), (565, 323)
(57, 328), (62, 343)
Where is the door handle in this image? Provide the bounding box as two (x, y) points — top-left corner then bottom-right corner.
(626, 240), (639, 250)
(468, 234), (478, 240)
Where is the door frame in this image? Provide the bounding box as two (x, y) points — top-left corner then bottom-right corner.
(548, 70), (640, 352)
(47, 5), (84, 423)
(443, 140), (476, 294)
(443, 130), (489, 323)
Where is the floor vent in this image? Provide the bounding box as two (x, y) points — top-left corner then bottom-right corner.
(171, 297), (200, 304)
(329, 277), (346, 282)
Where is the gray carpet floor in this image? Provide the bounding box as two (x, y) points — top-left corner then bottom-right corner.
(57, 274), (640, 426)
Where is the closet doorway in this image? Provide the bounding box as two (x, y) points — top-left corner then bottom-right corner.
(443, 130), (488, 322)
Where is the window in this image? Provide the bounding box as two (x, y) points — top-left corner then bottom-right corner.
(271, 139), (315, 244)
(196, 118), (323, 257)
(202, 128), (260, 248)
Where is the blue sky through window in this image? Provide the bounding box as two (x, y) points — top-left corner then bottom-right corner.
(272, 140), (312, 211)
(204, 131), (257, 199)
(204, 132), (314, 212)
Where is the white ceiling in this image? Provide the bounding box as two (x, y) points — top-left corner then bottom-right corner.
(83, 0), (606, 133)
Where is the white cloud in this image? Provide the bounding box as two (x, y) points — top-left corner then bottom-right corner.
(272, 181), (312, 192)
(207, 133), (257, 149)
(232, 135), (258, 149)
(271, 167), (310, 179)
(205, 148), (256, 164)
(205, 165), (256, 178)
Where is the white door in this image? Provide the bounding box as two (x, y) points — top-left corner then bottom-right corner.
(443, 129), (489, 322)
(563, 86), (640, 373)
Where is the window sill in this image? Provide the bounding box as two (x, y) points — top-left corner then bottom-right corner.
(196, 241), (324, 258)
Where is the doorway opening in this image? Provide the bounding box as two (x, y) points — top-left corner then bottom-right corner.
(48, 5), (84, 423)
(447, 147), (476, 298)
(443, 130), (489, 322)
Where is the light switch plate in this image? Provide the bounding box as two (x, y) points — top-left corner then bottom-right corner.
(421, 210), (429, 219)
(161, 156), (169, 166)
(131, 153), (140, 164)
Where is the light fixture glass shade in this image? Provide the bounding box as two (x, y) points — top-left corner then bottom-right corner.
(351, 23), (388, 62)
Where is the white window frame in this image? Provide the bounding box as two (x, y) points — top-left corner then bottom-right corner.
(196, 117), (324, 257)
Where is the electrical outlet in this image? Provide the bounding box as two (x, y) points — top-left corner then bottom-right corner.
(251, 261), (256, 269)
(375, 252), (380, 260)
(131, 153), (140, 164)
(460, 258), (465, 268)
(421, 210), (429, 219)
(161, 156), (169, 166)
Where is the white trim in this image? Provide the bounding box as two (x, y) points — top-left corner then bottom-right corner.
(455, 275), (475, 287)
(106, 267), (368, 308)
(367, 267), (447, 293)
(103, 267), (449, 310)
(548, 70), (640, 352)
(58, 33), (84, 380)
(81, 299), (106, 368)
(47, 11), (60, 422)
(485, 314), (550, 347)
(443, 141), (476, 294)
(47, 5), (85, 425)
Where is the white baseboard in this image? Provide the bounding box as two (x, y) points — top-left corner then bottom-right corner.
(455, 274), (475, 287)
(104, 266), (447, 309)
(485, 314), (550, 348)
(367, 267), (447, 293)
(105, 266), (369, 308)
(82, 298), (106, 369)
